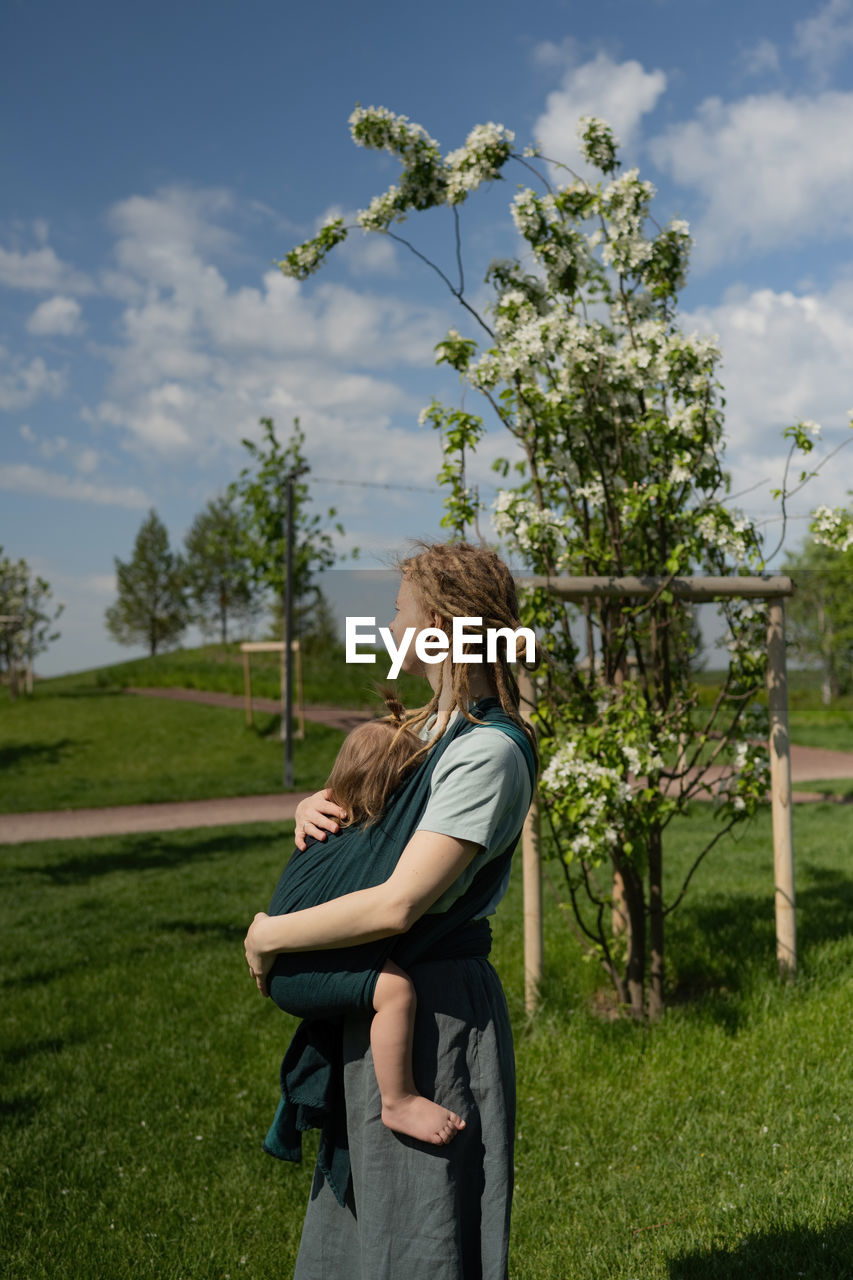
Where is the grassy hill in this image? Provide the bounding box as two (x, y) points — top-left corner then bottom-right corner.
(44, 639), (430, 709)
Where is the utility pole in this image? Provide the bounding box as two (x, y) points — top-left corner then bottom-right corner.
(282, 465), (309, 788)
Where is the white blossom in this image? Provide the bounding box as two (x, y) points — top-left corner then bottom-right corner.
(811, 504), (853, 552)
(445, 123), (515, 203)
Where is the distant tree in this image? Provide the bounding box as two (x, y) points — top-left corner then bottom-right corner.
(183, 494), (259, 644)
(0, 548), (63, 698)
(105, 510), (189, 657)
(784, 502), (853, 705)
(228, 417), (348, 634)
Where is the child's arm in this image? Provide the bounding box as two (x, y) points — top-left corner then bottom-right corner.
(245, 829), (480, 995)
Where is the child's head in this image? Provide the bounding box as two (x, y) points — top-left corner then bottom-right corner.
(325, 693), (421, 828)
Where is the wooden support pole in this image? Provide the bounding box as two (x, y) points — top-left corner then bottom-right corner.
(522, 574), (794, 602)
(522, 793), (543, 1015)
(767, 598), (797, 977)
(518, 669), (542, 1013)
(243, 650), (252, 727)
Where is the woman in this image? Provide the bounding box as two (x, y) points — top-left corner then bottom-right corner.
(244, 541), (537, 1280)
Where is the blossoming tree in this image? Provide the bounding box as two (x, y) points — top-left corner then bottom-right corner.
(280, 107), (844, 1018)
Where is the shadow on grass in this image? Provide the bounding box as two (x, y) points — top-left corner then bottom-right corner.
(30, 684), (125, 700)
(668, 1220), (853, 1278)
(1, 1035), (78, 1066)
(19, 826), (288, 885)
(667, 867), (853, 1025)
(0, 739), (76, 769)
(797, 862), (853, 947)
(0, 962), (95, 992)
(157, 919), (248, 942)
(0, 1095), (41, 1128)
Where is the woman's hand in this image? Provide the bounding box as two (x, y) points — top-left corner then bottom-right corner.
(245, 911), (276, 996)
(294, 788), (347, 850)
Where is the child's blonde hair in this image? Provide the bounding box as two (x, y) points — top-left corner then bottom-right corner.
(325, 691), (421, 828)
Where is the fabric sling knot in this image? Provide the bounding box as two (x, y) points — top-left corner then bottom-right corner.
(262, 700), (536, 1207)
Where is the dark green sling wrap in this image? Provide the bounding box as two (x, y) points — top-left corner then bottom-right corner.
(261, 700), (535, 1207)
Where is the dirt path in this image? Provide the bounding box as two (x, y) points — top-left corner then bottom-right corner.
(126, 686), (375, 733)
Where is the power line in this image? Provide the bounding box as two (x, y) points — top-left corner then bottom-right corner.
(312, 474), (502, 495)
(312, 475), (436, 494)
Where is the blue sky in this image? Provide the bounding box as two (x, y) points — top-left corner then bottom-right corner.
(2, 0), (853, 675)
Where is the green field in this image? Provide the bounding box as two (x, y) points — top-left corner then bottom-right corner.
(0, 683), (346, 812)
(1, 805), (851, 1278)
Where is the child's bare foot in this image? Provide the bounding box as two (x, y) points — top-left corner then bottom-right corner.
(381, 1094), (466, 1145)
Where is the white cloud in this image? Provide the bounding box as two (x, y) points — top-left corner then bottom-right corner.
(0, 244), (94, 294)
(81, 572), (118, 595)
(650, 90), (853, 265)
(17, 424), (103, 474)
(37, 435), (69, 460)
(739, 38), (781, 78)
(0, 347), (66, 409)
(532, 51), (667, 172)
(793, 0), (853, 84)
(107, 185), (236, 291)
(84, 186), (453, 464)
(0, 463), (150, 508)
(26, 295), (84, 336)
(682, 278), (853, 533)
(75, 447), (101, 474)
(531, 36), (579, 69)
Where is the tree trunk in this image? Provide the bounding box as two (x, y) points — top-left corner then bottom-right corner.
(617, 856), (645, 1017)
(648, 822), (664, 1021)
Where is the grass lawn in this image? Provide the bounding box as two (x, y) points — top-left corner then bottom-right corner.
(1, 804), (851, 1278)
(0, 683), (345, 812)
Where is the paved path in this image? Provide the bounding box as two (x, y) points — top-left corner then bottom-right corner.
(0, 793), (314, 845)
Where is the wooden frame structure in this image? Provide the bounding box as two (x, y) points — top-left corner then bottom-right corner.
(517, 575), (797, 1013)
(240, 640), (305, 739)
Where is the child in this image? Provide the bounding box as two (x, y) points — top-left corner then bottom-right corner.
(269, 693), (466, 1147)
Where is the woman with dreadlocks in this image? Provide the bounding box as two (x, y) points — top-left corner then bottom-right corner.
(244, 542), (537, 1280)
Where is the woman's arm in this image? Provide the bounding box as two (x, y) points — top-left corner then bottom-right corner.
(244, 829), (480, 995)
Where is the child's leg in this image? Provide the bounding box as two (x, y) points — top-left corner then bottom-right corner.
(372, 959), (466, 1146)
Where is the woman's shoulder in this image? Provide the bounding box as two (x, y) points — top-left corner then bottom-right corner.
(434, 723), (531, 797)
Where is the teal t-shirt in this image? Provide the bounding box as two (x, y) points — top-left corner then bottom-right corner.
(416, 712), (533, 916)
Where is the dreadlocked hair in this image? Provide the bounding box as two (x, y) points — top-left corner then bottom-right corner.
(395, 541), (539, 772)
(324, 687), (422, 828)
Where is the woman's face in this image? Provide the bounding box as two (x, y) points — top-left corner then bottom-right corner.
(387, 576), (437, 679)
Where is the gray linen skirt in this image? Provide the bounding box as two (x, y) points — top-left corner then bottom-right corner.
(292, 956), (516, 1280)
